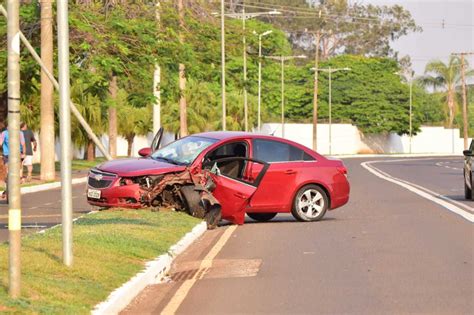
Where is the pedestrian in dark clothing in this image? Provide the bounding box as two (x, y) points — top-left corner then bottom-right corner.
(20, 122), (37, 182)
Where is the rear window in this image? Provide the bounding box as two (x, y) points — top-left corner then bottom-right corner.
(252, 139), (315, 163)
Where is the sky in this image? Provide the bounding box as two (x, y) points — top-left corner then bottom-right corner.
(361, 0), (474, 75)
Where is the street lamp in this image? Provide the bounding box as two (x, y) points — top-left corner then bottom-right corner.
(215, 7), (280, 131)
(267, 55), (307, 138)
(253, 30), (273, 131)
(312, 67), (351, 155)
(395, 70), (414, 154)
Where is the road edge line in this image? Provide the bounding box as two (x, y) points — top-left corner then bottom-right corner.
(91, 221), (208, 315)
(161, 225), (238, 315)
(361, 161), (474, 223)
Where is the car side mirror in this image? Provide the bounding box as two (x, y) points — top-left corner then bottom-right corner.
(463, 150), (473, 156)
(138, 147), (152, 157)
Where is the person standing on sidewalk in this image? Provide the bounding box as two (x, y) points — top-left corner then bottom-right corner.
(0, 122), (26, 199)
(20, 122), (37, 182)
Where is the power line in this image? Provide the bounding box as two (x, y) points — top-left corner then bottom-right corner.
(223, 1), (474, 29)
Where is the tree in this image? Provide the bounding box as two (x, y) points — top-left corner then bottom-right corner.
(70, 81), (106, 161)
(117, 93), (151, 157)
(40, 0), (56, 181)
(253, 0), (420, 59)
(421, 56), (474, 128)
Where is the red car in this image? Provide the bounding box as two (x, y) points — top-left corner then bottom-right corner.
(87, 131), (350, 227)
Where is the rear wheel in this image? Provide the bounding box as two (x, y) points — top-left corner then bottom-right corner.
(465, 173), (472, 200)
(291, 185), (328, 222)
(247, 212), (277, 222)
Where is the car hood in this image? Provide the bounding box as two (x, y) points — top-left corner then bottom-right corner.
(96, 158), (186, 177)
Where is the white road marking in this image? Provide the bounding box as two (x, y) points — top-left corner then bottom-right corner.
(161, 225), (238, 314)
(435, 160), (463, 171)
(362, 160), (474, 223)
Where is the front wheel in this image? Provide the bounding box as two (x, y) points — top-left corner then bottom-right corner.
(291, 185), (328, 222)
(247, 212), (277, 222)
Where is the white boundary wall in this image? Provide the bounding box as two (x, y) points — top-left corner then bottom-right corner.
(260, 123), (468, 155)
(30, 124), (467, 163)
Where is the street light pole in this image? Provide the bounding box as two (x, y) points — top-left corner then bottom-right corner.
(409, 77), (413, 154)
(7, 0), (22, 298)
(219, 9), (280, 131)
(242, 3), (248, 131)
(312, 67), (351, 155)
(57, 0), (73, 266)
(328, 67), (332, 155)
(267, 55), (307, 138)
(254, 30), (272, 131)
(281, 57), (285, 137)
(221, 0), (226, 131)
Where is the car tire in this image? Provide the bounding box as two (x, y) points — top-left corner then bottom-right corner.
(291, 185), (328, 222)
(247, 212), (277, 222)
(180, 185), (206, 218)
(465, 173), (473, 200)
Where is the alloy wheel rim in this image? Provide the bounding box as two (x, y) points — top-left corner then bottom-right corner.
(298, 189), (324, 218)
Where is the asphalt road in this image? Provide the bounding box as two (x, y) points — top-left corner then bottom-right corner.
(124, 156), (473, 314)
(0, 183), (91, 243)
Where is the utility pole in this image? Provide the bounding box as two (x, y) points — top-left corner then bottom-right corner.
(153, 0), (161, 134)
(57, 0), (73, 266)
(267, 55), (307, 138)
(40, 0), (55, 181)
(242, 2), (248, 131)
(452, 52), (474, 149)
(312, 32), (320, 151)
(7, 0), (21, 298)
(312, 67), (351, 155)
(178, 0), (187, 137)
(254, 30), (272, 131)
(221, 0), (226, 131)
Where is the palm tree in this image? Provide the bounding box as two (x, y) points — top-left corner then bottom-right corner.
(421, 56), (473, 128)
(117, 90), (152, 157)
(70, 82), (106, 161)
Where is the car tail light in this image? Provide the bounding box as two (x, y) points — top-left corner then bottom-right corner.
(337, 166), (348, 176)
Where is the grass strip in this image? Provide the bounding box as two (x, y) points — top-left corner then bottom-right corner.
(0, 209), (201, 314)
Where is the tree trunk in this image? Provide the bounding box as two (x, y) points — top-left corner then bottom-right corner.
(40, 0), (56, 181)
(447, 88), (455, 128)
(108, 74), (118, 158)
(86, 140), (95, 161)
(178, 0), (188, 137)
(126, 135), (134, 157)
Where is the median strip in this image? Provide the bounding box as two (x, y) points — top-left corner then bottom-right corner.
(0, 209), (202, 314)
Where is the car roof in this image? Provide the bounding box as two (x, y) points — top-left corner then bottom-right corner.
(193, 131), (257, 140)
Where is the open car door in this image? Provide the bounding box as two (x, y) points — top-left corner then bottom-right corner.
(206, 157), (269, 225)
(151, 127), (164, 152)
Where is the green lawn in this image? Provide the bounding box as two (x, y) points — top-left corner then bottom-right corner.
(0, 209), (201, 314)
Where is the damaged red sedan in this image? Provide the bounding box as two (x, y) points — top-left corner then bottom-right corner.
(87, 131), (350, 228)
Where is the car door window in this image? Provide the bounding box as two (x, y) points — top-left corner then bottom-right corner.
(204, 142), (248, 178)
(252, 139), (314, 163)
(208, 157), (268, 187)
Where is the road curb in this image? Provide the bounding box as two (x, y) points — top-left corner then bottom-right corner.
(92, 221), (208, 315)
(17, 176), (87, 195)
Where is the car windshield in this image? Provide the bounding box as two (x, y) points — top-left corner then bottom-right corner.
(151, 136), (217, 165)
